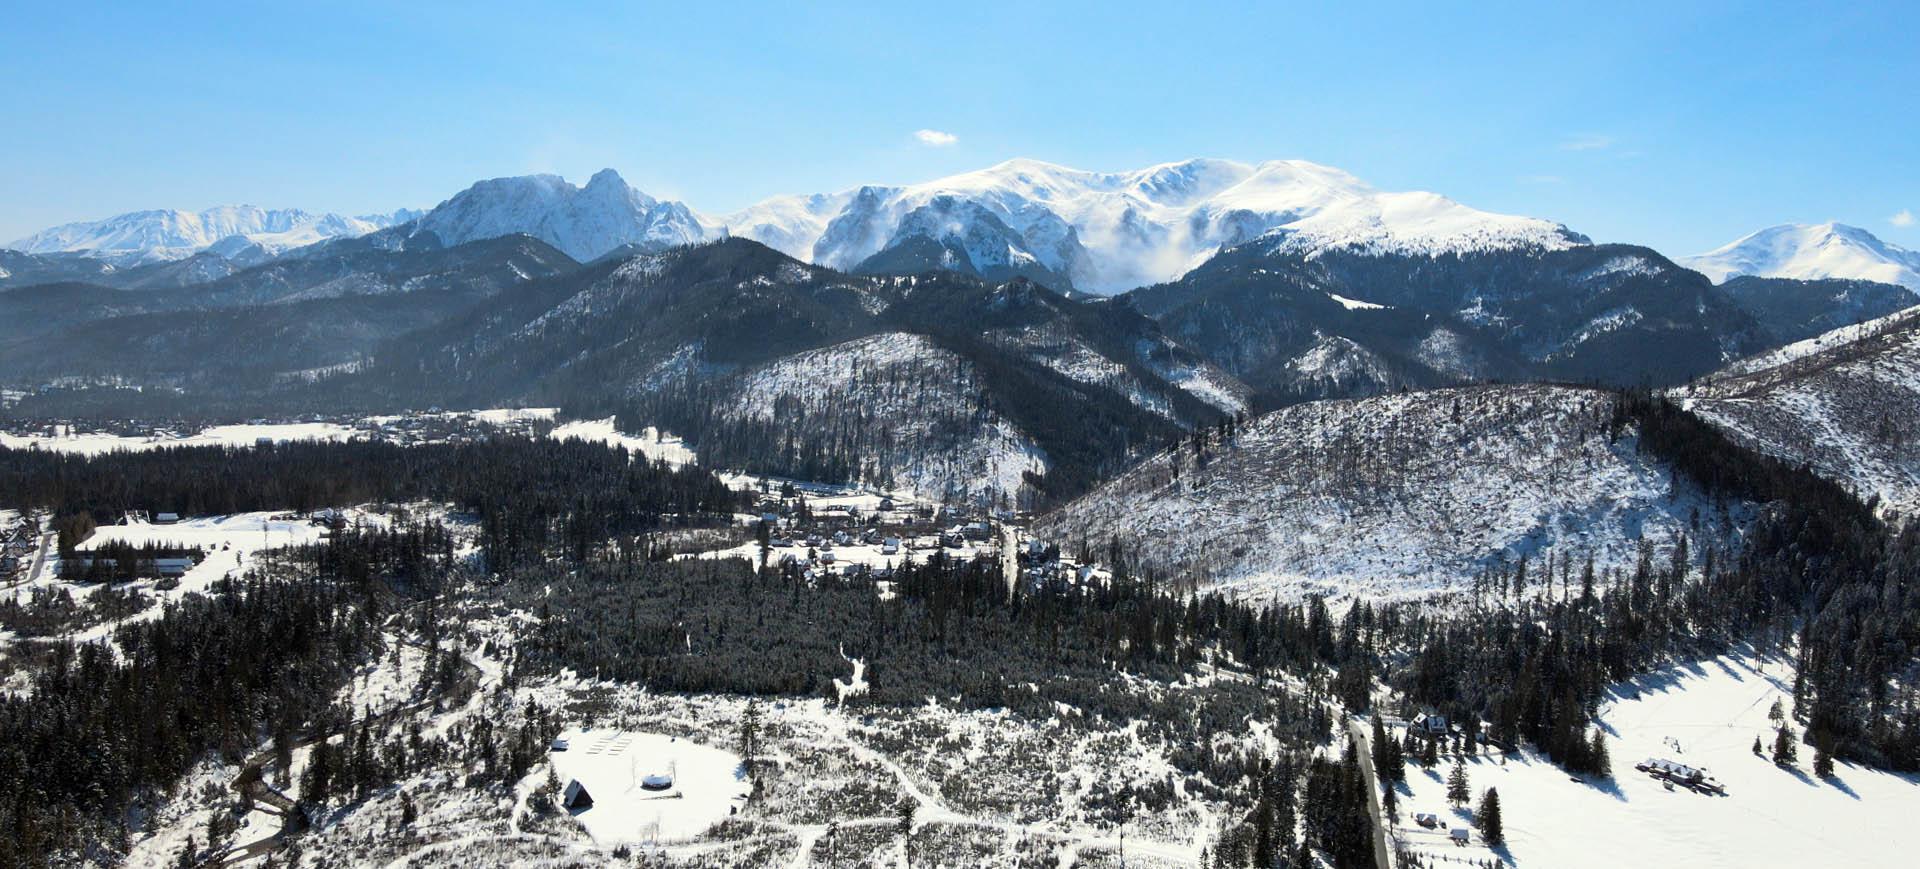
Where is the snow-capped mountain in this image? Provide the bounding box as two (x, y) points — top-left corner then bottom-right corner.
(726, 158), (1586, 293)
(1684, 223), (1920, 292)
(8, 205), (418, 265)
(410, 169), (720, 262)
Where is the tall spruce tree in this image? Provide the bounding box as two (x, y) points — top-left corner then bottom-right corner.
(1477, 787), (1504, 846)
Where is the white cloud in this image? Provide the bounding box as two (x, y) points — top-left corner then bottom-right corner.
(1892, 209), (1916, 228)
(913, 129), (958, 147)
(1559, 134), (1614, 151)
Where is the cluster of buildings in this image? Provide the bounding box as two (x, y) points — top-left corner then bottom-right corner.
(1, 516), (38, 582)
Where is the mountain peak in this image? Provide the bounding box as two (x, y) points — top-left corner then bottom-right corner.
(1684, 222), (1920, 291)
(412, 171), (715, 262)
(728, 157), (1577, 293)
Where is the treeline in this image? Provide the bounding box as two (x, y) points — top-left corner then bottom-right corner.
(1618, 391), (1918, 770)
(1209, 747), (1376, 869)
(611, 366), (986, 493)
(0, 575), (377, 864)
(498, 551), (1353, 752)
(1356, 392), (1919, 773)
(0, 436), (743, 568)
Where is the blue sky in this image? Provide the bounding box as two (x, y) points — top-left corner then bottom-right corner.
(4, 0), (1915, 255)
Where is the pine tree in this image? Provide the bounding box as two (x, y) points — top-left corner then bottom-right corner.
(1771, 725), (1798, 767)
(740, 699), (763, 777)
(1587, 728), (1612, 779)
(1477, 787), (1504, 846)
(1381, 777), (1399, 824)
(1752, 735), (1764, 756)
(1446, 757), (1471, 806)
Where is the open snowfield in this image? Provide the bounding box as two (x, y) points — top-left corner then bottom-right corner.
(0, 512), (332, 644)
(548, 418), (696, 467)
(548, 729), (748, 844)
(0, 421), (357, 455)
(1390, 651), (1920, 868)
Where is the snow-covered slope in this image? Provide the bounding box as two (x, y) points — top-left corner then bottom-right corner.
(1684, 223), (1920, 292)
(1676, 305), (1920, 518)
(728, 158), (1584, 293)
(723, 332), (1049, 500)
(411, 169), (719, 262)
(8, 206), (416, 265)
(1037, 385), (1745, 602)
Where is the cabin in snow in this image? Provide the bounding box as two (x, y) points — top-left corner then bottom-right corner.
(1410, 712), (1450, 738)
(562, 779), (594, 810)
(153, 512), (181, 525)
(1450, 827), (1471, 845)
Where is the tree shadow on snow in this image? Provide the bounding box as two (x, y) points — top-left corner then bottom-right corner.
(1823, 772), (1863, 800)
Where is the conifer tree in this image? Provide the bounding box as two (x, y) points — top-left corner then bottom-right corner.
(1446, 757), (1471, 806)
(1477, 787), (1504, 846)
(1771, 725), (1798, 767)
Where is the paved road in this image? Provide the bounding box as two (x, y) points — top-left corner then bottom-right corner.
(1348, 718), (1394, 869)
(24, 532), (52, 585)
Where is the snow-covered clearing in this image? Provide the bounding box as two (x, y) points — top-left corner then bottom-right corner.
(1391, 651), (1920, 868)
(547, 418), (695, 467)
(0, 422), (356, 455)
(548, 729), (748, 844)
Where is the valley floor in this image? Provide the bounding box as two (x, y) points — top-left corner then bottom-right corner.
(1388, 650), (1920, 868)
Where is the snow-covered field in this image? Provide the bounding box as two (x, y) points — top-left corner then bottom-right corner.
(0, 408), (567, 457)
(0, 421), (357, 455)
(1040, 384), (1741, 602)
(0, 512), (331, 645)
(1389, 651), (1920, 868)
(547, 418), (696, 467)
(548, 729), (748, 844)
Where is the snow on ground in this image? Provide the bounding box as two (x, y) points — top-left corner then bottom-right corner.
(1327, 292), (1389, 310)
(61, 513), (328, 640)
(1677, 306), (1920, 518)
(1391, 651), (1920, 869)
(0, 422), (356, 455)
(689, 535), (996, 576)
(726, 332), (1049, 501)
(548, 729), (748, 845)
(0, 408), (562, 457)
(547, 418), (695, 467)
(1039, 384), (1742, 602)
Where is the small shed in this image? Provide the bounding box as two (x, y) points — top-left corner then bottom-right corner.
(1450, 827), (1471, 845)
(154, 512), (181, 525)
(562, 779), (594, 810)
(640, 772), (674, 791)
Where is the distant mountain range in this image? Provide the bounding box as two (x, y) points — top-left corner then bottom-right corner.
(13, 162), (1919, 301)
(8, 205), (421, 266)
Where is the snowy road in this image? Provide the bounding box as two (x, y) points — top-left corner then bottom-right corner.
(1348, 717), (1393, 869)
